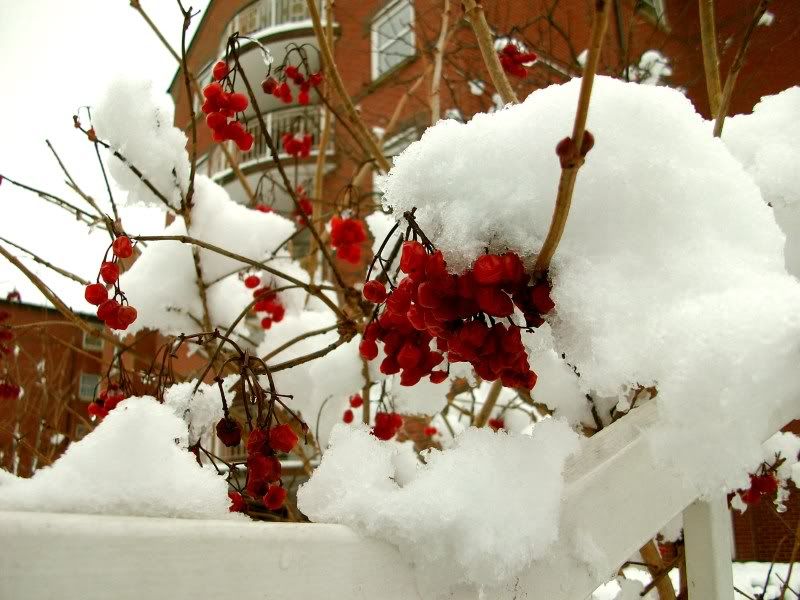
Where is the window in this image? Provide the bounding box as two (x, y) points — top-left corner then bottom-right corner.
(636, 0), (666, 23)
(371, 0), (415, 80)
(78, 373), (101, 401)
(82, 331), (103, 352)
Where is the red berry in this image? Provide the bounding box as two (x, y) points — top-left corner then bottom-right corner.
(228, 491), (246, 513)
(84, 283), (108, 306)
(261, 317), (273, 330)
(429, 370), (448, 384)
(206, 111), (228, 131)
(236, 131), (254, 152)
(99, 261), (120, 285)
(243, 275), (259, 289)
(530, 283), (555, 314)
(472, 254), (504, 285)
(247, 453), (281, 483)
(741, 487), (761, 506)
(228, 92), (249, 113)
(117, 305), (138, 329)
(424, 426), (438, 436)
(255, 204), (273, 213)
(212, 61), (229, 81)
(349, 394), (363, 408)
(284, 65), (299, 79)
(263, 484), (287, 511)
(203, 82), (223, 98)
(261, 77), (278, 94)
(268, 424), (299, 453)
(488, 418), (505, 431)
(97, 299), (120, 322)
(363, 280), (387, 303)
(112, 236), (133, 259)
(216, 417), (242, 447)
(359, 338), (379, 360)
(343, 409), (354, 424)
(298, 90), (310, 105)
(309, 72), (324, 87)
(400, 241), (428, 279)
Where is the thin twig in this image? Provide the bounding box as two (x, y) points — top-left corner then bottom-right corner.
(533, 0), (611, 277)
(461, 0), (518, 105)
(713, 0), (771, 137)
(0, 237), (90, 285)
(698, 0), (722, 117)
(474, 379), (503, 427)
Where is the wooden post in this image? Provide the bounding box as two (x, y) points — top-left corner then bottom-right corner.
(683, 494), (734, 600)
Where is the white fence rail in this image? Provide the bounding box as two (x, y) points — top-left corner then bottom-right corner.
(1, 398), (793, 599)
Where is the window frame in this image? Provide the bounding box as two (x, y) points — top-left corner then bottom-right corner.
(78, 373), (101, 401)
(82, 331), (104, 352)
(371, 0), (416, 81)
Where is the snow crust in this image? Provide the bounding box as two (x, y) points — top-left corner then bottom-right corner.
(0, 397), (231, 519)
(381, 76), (800, 494)
(298, 420), (579, 594)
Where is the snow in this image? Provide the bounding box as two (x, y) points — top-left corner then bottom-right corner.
(630, 49), (672, 86)
(761, 431), (800, 480)
(381, 76), (800, 495)
(92, 78), (189, 210)
(298, 419), (580, 594)
(120, 175), (296, 336)
(163, 377), (237, 444)
(723, 88), (800, 274)
(0, 397), (232, 519)
(758, 10), (775, 26)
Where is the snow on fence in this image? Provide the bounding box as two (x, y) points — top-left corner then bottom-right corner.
(1, 397), (793, 600)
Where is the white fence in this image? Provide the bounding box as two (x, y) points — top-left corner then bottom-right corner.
(1, 398), (793, 599)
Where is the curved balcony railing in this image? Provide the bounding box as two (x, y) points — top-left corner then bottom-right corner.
(221, 0), (322, 51)
(207, 105), (331, 176)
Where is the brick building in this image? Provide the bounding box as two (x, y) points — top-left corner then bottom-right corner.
(0, 298), (111, 477)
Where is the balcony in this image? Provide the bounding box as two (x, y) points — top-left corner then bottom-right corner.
(206, 106), (332, 177)
(220, 0), (324, 54)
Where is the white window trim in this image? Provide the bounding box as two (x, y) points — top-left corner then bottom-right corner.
(371, 0), (415, 80)
(82, 331), (104, 352)
(78, 373), (101, 401)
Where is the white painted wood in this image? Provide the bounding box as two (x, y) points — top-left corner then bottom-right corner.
(683, 495), (735, 600)
(0, 398), (793, 600)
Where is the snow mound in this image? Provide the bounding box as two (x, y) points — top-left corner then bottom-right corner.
(164, 377), (237, 444)
(382, 76), (800, 493)
(298, 420), (580, 594)
(93, 78), (189, 210)
(0, 397), (231, 519)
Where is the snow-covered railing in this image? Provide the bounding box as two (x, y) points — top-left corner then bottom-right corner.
(1, 398), (793, 600)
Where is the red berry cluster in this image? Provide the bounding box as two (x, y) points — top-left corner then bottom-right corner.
(84, 236), (138, 331)
(261, 65), (323, 106)
(87, 384), (127, 420)
(282, 132), (313, 158)
(236, 423), (298, 511)
(329, 216), (367, 264)
(292, 186), (314, 224)
(498, 43), (537, 78)
(228, 491), (247, 513)
(739, 473), (779, 506)
(201, 67), (254, 152)
(361, 242), (550, 389)
(373, 412), (403, 441)
(247, 277), (286, 330)
(342, 394), (363, 423)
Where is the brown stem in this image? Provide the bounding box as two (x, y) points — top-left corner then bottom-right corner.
(0, 173), (101, 227)
(473, 379), (503, 427)
(262, 324), (339, 361)
(44, 140), (107, 225)
(430, 0), (451, 123)
(713, 0), (771, 137)
(461, 0), (518, 105)
(267, 335), (348, 373)
(533, 0), (611, 277)
(178, 1), (197, 210)
(698, 0), (722, 118)
(133, 234), (347, 320)
(305, 0), (391, 173)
